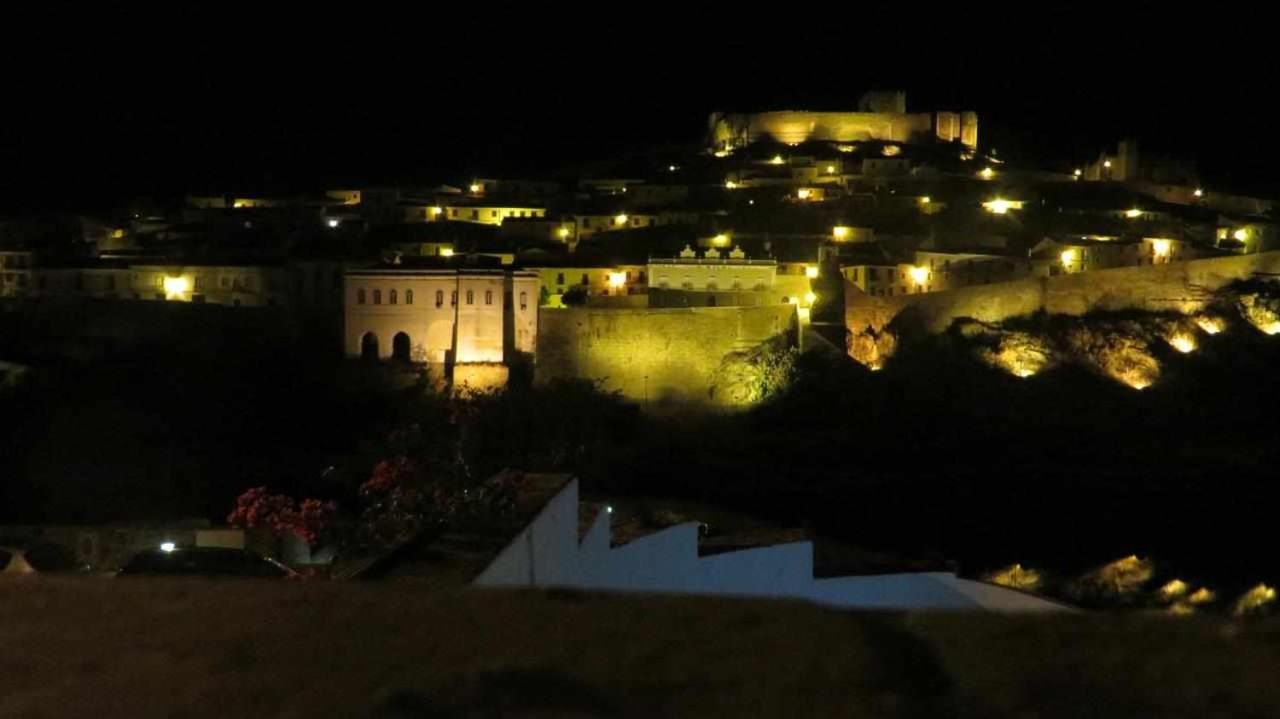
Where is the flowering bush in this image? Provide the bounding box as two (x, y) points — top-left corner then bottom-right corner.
(227, 487), (337, 547)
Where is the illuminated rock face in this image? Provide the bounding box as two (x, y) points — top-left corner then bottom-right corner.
(979, 331), (1054, 378)
(848, 327), (896, 370)
(1237, 294), (1280, 335)
(1065, 327), (1160, 390)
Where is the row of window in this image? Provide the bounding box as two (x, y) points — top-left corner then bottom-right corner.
(654, 281), (767, 291)
(356, 288), (529, 310)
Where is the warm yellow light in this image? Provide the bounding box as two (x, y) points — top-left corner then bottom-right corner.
(803, 291), (817, 305)
(1073, 168), (1082, 177)
(1193, 188), (1204, 198)
(710, 233), (730, 247)
(1188, 587), (1216, 605)
(787, 296), (800, 305)
(979, 167), (994, 180)
(1060, 249), (1079, 267)
(724, 180), (739, 189)
(606, 271), (626, 289)
(1169, 334), (1196, 353)
(769, 155), (784, 165)
(1152, 239), (1171, 257)
(983, 198), (1014, 214)
(469, 183), (481, 193)
(1263, 322), (1280, 336)
(232, 200), (245, 209)
(985, 563), (1042, 591)
(713, 150), (730, 158)
(1196, 316), (1224, 335)
(614, 214), (628, 226)
(826, 164), (836, 174)
(908, 266), (930, 285)
(1103, 160), (1112, 168)
(163, 276), (189, 297)
(882, 145), (901, 157)
(796, 188), (812, 200)
(1125, 208), (1143, 219)
(556, 227), (571, 239)
(668, 165), (677, 172)
(429, 206), (443, 216)
(1233, 228), (1249, 242)
(832, 226), (851, 240)
(805, 266), (819, 279)
(1234, 583), (1277, 616)
(440, 248), (454, 257)
(836, 144), (855, 153)
(919, 196), (931, 204)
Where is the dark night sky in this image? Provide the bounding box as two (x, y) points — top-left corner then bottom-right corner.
(2, 8), (1275, 214)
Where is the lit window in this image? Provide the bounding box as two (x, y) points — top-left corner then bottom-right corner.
(357, 288), (366, 304)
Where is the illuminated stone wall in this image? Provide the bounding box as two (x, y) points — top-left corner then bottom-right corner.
(536, 305), (799, 408)
(846, 251), (1280, 339)
(709, 110), (977, 151)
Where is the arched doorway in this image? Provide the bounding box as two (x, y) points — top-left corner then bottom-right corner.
(392, 332), (412, 362)
(360, 332), (379, 361)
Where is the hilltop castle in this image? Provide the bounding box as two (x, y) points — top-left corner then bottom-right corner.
(708, 91), (977, 153)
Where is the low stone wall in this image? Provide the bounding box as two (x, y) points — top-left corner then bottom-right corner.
(536, 305), (799, 408)
(847, 251), (1280, 338)
(453, 362), (510, 394)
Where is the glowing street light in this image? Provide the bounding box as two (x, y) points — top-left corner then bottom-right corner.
(327, 218), (340, 228)
(796, 188), (812, 200)
(826, 164), (837, 174)
(614, 214), (629, 226)
(1152, 239), (1172, 258)
(832, 226), (851, 241)
(710, 233), (730, 247)
(163, 276), (189, 299)
(983, 198), (1015, 214)
(768, 155), (784, 165)
(1193, 188), (1204, 198)
(979, 167), (995, 180)
(908, 266), (930, 285)
(1060, 248), (1079, 268)
(1125, 208), (1143, 219)
(1073, 168), (1082, 178)
(556, 227), (571, 240)
(803, 291), (817, 305)
(160, 542), (176, 553)
(440, 247), (455, 257)
(468, 183), (482, 194)
(606, 271), (627, 289)
(805, 266), (819, 279)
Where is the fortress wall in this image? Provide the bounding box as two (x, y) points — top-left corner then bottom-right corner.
(536, 305), (798, 408)
(846, 252), (1280, 338)
(711, 110), (976, 150)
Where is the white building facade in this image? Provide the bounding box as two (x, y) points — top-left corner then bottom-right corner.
(343, 266), (538, 368)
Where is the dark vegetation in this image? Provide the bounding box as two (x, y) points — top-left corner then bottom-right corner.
(4, 297), (1280, 597)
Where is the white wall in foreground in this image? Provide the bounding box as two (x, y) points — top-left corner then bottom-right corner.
(473, 481), (1067, 612)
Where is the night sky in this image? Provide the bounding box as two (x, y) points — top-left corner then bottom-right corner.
(3, 9), (1274, 214)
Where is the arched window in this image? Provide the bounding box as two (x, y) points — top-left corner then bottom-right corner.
(405, 289), (413, 305)
(519, 291), (527, 310)
(466, 290), (474, 305)
(373, 289), (381, 305)
(357, 288), (366, 304)
(451, 290), (457, 305)
(435, 290), (444, 308)
(485, 290), (493, 305)
(389, 289), (398, 305)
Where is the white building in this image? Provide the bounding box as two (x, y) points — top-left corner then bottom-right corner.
(343, 263), (538, 376)
(475, 479), (1069, 612)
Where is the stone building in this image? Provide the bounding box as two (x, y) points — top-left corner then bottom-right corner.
(343, 260), (538, 383)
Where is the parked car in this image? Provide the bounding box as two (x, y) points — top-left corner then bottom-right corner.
(117, 547), (297, 579)
(0, 542), (84, 575)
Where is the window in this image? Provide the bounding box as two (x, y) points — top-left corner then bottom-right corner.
(194, 276), (205, 291)
(471, 210), (479, 220)
(405, 289), (413, 305)
(580, 274), (588, 286)
(357, 288), (366, 304)
(466, 290), (474, 304)
(389, 289), (397, 305)
(491, 210), (499, 218)
(373, 289), (381, 305)
(485, 290), (493, 305)
(450, 208), (458, 218)
(556, 272), (565, 285)
(519, 291), (527, 310)
(436, 290), (444, 307)
(451, 290), (457, 305)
